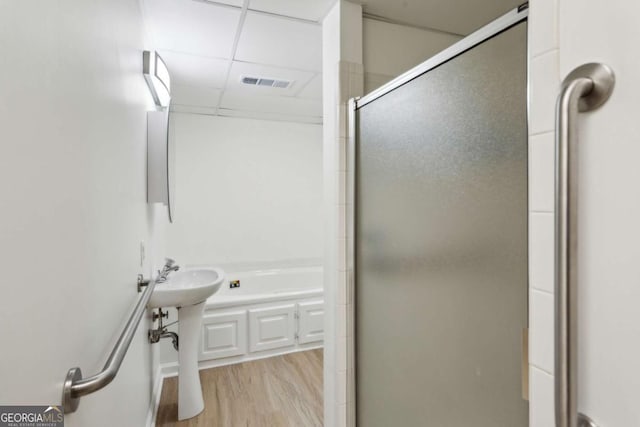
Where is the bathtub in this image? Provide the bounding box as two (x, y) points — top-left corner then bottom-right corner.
(206, 265), (323, 309)
(195, 265), (324, 368)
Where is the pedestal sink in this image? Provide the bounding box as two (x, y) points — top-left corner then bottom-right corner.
(148, 267), (225, 420)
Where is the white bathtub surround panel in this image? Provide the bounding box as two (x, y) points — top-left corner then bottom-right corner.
(160, 266), (323, 366)
(201, 310), (248, 359)
(214, 266), (323, 298)
(167, 114), (322, 266)
(249, 304), (298, 352)
(190, 258), (323, 276)
(298, 300), (326, 344)
(0, 1), (164, 425)
(160, 296), (323, 376)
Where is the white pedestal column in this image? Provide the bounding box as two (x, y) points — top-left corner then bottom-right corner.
(177, 301), (205, 420)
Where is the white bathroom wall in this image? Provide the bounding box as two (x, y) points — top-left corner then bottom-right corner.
(362, 18), (461, 93)
(529, 0), (640, 425)
(0, 1), (165, 426)
(166, 114), (323, 269)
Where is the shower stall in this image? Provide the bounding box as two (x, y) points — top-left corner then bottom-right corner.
(350, 6), (529, 426)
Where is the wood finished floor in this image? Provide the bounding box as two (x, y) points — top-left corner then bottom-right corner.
(156, 349), (323, 427)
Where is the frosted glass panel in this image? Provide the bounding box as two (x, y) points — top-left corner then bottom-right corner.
(355, 23), (528, 426)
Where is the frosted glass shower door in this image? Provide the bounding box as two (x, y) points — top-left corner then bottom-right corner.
(355, 22), (528, 426)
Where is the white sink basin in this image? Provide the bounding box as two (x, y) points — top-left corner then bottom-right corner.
(147, 265), (225, 420)
(149, 267), (224, 308)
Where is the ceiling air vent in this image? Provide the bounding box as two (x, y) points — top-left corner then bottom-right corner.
(241, 76), (292, 89)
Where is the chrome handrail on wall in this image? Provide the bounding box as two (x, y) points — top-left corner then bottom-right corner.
(62, 276), (156, 413)
(555, 63), (614, 427)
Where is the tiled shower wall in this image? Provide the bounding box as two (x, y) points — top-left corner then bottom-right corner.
(528, 0), (559, 425)
(322, 2), (363, 426)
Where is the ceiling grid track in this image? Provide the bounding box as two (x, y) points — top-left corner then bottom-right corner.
(292, 72), (320, 98)
(214, 0), (251, 114)
(191, 0), (324, 25)
(147, 0), (326, 122)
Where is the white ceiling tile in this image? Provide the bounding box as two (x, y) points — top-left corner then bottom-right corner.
(227, 61), (315, 96)
(248, 0), (336, 22)
(297, 74), (322, 99)
(202, 0), (243, 7)
(171, 84), (222, 107)
(159, 51), (229, 88)
(171, 104), (218, 115)
(218, 108), (323, 124)
(220, 91), (322, 117)
(235, 12), (322, 72)
(144, 0), (241, 58)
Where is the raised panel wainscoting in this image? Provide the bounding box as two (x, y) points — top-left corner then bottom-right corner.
(249, 304), (297, 353)
(298, 301), (325, 344)
(160, 297), (324, 379)
(201, 311), (247, 360)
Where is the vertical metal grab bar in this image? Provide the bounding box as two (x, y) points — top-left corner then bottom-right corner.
(555, 63), (614, 427)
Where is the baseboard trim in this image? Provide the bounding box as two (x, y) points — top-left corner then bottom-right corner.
(146, 365), (164, 427)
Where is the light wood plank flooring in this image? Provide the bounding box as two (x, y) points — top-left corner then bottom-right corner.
(156, 349), (323, 427)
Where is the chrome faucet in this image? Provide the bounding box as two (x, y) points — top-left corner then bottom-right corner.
(157, 258), (179, 282)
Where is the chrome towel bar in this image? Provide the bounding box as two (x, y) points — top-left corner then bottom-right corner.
(62, 275), (155, 413)
(555, 63), (614, 427)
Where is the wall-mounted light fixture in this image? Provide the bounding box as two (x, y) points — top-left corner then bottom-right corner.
(143, 50), (171, 107)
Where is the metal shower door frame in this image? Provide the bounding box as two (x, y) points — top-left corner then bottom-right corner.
(346, 4), (529, 426)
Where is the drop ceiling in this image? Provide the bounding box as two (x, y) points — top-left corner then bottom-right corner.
(142, 0), (524, 123)
(142, 0), (332, 123)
